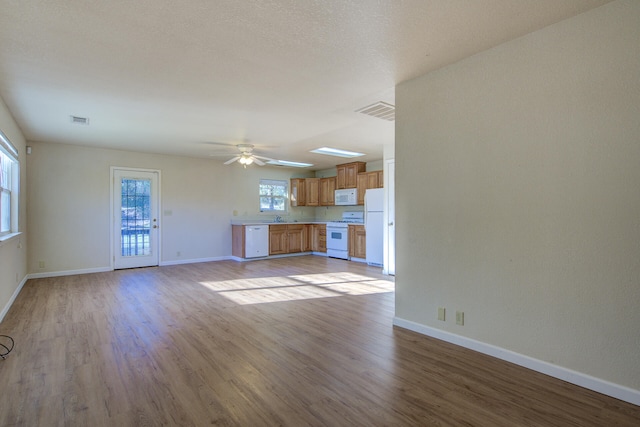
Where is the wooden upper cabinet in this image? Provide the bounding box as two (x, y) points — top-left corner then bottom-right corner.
(336, 162), (366, 189)
(305, 178), (319, 207)
(231, 225), (245, 258)
(356, 173), (367, 205)
(376, 170), (384, 188)
(356, 170), (384, 205)
(319, 177), (336, 206)
(290, 178), (306, 207)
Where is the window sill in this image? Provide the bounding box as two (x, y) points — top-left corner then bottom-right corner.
(0, 232), (22, 248)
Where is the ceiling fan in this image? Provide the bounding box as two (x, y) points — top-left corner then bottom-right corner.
(223, 144), (272, 167)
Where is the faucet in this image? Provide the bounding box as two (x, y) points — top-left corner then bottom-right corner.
(275, 215), (283, 223)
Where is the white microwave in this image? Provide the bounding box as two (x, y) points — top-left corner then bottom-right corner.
(334, 188), (358, 206)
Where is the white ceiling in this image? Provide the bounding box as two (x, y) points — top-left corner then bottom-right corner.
(0, 0), (611, 170)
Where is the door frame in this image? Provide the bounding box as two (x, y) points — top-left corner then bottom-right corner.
(384, 159), (395, 275)
(110, 167), (162, 270)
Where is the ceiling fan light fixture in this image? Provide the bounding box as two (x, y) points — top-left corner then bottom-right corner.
(239, 156), (254, 165)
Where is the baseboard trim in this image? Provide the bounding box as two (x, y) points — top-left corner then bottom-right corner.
(393, 317), (640, 406)
(160, 256), (232, 266)
(27, 266), (112, 280)
(230, 252), (323, 262)
(0, 276), (28, 323)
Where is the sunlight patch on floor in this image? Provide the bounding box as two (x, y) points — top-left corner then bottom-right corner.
(198, 272), (394, 305)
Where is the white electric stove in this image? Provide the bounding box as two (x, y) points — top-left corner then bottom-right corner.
(326, 211), (364, 260)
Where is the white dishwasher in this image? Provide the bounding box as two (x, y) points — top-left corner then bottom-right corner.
(244, 225), (269, 258)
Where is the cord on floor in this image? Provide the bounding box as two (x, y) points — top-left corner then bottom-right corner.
(0, 335), (14, 359)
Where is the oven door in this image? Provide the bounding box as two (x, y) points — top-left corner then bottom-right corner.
(326, 226), (349, 259)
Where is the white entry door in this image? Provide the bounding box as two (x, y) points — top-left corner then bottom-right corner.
(112, 168), (160, 269)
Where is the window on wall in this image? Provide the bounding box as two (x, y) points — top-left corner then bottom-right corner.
(259, 179), (288, 212)
(0, 130), (19, 237)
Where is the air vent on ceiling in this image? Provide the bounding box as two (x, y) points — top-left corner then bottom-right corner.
(355, 101), (395, 121)
(70, 115), (90, 125)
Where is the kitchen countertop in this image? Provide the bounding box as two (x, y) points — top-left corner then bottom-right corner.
(231, 221), (330, 226)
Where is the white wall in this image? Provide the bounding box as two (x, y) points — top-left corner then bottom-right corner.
(396, 0), (639, 397)
(0, 96), (28, 321)
(26, 142), (314, 273)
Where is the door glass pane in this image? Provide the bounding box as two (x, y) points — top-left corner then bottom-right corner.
(121, 178), (151, 256)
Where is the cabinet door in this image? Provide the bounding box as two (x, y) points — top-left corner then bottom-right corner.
(336, 165), (346, 189)
(310, 225), (319, 251)
(356, 173), (367, 205)
(318, 224), (326, 252)
(305, 178), (319, 206)
(376, 170), (384, 188)
(287, 224), (304, 253)
(319, 177), (336, 206)
(367, 171), (379, 189)
(345, 164), (359, 188)
(302, 224), (311, 252)
(348, 225), (356, 257)
(269, 225), (288, 255)
(290, 178), (306, 206)
(354, 225), (367, 259)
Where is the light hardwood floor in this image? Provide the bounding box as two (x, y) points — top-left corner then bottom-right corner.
(0, 256), (638, 426)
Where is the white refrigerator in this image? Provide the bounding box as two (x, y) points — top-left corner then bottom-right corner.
(364, 188), (384, 267)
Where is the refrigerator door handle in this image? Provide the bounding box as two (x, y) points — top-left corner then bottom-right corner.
(364, 193), (368, 230)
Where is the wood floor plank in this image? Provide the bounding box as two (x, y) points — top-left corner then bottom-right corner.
(0, 256), (638, 426)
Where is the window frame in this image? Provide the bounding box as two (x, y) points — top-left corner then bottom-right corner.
(259, 179), (288, 213)
(0, 129), (19, 238)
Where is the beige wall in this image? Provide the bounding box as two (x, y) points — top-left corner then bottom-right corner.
(396, 0), (640, 393)
(0, 97), (28, 319)
(26, 142), (317, 273)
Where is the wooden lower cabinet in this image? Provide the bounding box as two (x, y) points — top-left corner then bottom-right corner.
(287, 224), (305, 253)
(269, 225), (288, 255)
(311, 224), (326, 252)
(303, 225), (312, 252)
(269, 224), (312, 255)
(348, 225), (366, 259)
(265, 224), (330, 256)
(231, 225), (245, 258)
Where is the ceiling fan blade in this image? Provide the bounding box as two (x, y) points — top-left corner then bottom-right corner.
(224, 156), (240, 165)
(253, 155), (274, 161)
(253, 157), (265, 166)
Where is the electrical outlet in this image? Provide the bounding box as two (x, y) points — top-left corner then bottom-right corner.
(456, 311), (464, 326)
(437, 307), (446, 321)
(38, 261), (45, 269)
(176, 251), (181, 257)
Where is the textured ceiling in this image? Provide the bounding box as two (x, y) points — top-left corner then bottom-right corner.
(0, 0), (611, 170)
